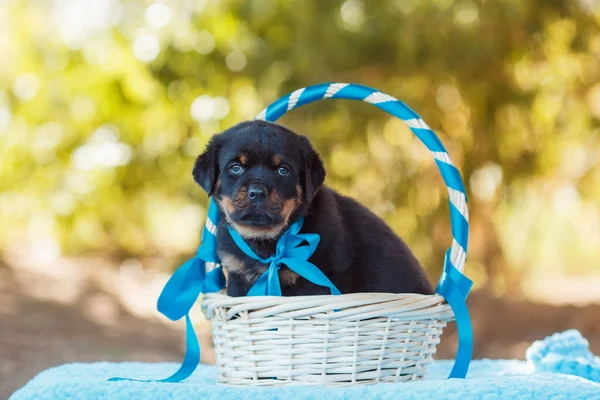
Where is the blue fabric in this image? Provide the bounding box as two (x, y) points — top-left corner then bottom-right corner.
(11, 358), (600, 400)
(227, 217), (341, 296)
(526, 329), (600, 382)
(436, 249), (473, 379)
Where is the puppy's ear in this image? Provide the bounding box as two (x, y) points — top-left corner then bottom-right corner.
(193, 136), (221, 195)
(302, 147), (326, 202)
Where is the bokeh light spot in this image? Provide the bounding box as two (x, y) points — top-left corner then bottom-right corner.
(145, 2), (172, 28)
(133, 33), (160, 63)
(193, 31), (216, 55)
(12, 74), (40, 101)
(226, 51), (247, 72)
(340, 0), (365, 30)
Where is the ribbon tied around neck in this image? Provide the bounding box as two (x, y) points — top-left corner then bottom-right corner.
(227, 217), (341, 297)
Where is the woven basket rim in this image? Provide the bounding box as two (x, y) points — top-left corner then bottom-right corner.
(202, 292), (455, 322)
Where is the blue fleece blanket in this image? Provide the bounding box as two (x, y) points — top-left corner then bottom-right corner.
(10, 330), (600, 400)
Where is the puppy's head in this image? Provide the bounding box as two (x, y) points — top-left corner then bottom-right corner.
(193, 121), (325, 239)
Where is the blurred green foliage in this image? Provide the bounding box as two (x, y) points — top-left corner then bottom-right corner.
(1, 0), (600, 294)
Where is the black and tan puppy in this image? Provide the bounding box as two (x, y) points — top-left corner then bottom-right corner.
(193, 121), (432, 296)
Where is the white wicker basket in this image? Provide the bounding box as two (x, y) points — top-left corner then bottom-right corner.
(200, 83), (471, 386)
(202, 293), (454, 385)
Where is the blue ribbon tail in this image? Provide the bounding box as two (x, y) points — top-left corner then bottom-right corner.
(247, 264), (283, 296)
(157, 314), (201, 382)
(203, 266), (226, 293)
(284, 259), (341, 295)
(436, 248), (473, 379)
(108, 314), (200, 383)
(266, 262), (282, 296)
(109, 258), (215, 382)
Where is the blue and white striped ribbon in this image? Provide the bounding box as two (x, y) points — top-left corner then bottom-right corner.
(255, 82), (473, 379)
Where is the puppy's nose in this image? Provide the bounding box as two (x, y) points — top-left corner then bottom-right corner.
(248, 184), (268, 202)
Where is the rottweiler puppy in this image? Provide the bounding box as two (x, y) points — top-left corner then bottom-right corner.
(193, 120), (433, 296)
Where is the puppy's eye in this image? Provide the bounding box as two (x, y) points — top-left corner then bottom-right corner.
(277, 167), (289, 176)
(229, 164), (244, 175)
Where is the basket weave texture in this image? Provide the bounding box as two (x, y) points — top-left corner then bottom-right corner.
(202, 293), (454, 386)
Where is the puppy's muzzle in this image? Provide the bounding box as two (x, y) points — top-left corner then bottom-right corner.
(248, 183), (268, 203)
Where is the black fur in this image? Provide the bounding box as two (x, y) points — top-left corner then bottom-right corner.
(193, 120), (433, 296)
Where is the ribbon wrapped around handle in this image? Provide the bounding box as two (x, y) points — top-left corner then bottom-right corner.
(435, 248), (473, 379)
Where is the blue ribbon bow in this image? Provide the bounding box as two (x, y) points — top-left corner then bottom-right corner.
(228, 217), (341, 296)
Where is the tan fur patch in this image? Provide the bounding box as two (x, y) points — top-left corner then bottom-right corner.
(266, 189), (280, 211)
(279, 268), (299, 286)
(229, 223), (284, 239)
(234, 186), (248, 204)
(280, 198), (298, 224)
(218, 250), (245, 274)
(273, 155), (281, 167)
(296, 184), (303, 200)
(219, 191), (286, 239)
(219, 184), (302, 240)
(228, 197), (299, 240)
(239, 154), (247, 165)
(219, 248), (299, 286)
(218, 196), (236, 216)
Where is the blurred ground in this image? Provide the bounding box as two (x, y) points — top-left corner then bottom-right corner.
(1, 258), (599, 399)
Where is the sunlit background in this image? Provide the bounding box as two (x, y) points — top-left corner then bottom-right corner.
(1, 0), (600, 397)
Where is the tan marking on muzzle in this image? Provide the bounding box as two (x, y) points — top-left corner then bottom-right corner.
(228, 187), (252, 213)
(218, 195), (282, 239)
(229, 223), (284, 239)
(218, 196), (236, 218)
(235, 186), (248, 203)
(266, 189), (283, 212)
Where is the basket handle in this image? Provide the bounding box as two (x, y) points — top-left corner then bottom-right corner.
(256, 82), (473, 379)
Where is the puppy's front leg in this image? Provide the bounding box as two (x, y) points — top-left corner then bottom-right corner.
(226, 273), (253, 297)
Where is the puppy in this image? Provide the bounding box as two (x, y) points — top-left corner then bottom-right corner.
(193, 121), (433, 296)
